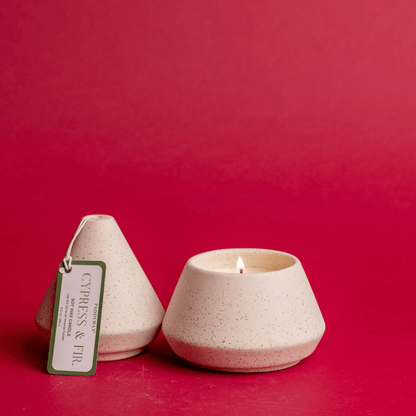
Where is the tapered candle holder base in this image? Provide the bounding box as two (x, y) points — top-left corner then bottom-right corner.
(163, 249), (325, 373)
(198, 361), (300, 373)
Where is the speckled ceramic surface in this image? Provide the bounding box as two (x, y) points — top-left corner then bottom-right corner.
(35, 215), (165, 361)
(162, 249), (325, 373)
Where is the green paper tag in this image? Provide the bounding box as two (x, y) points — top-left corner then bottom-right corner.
(47, 261), (106, 376)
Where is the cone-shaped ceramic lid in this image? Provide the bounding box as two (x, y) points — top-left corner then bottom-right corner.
(35, 215), (164, 360)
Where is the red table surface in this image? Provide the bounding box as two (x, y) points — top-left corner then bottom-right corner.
(1, 1), (415, 414)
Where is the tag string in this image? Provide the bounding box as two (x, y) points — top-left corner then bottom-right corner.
(63, 215), (98, 271)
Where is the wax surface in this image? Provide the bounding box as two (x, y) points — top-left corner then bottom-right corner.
(213, 267), (275, 273)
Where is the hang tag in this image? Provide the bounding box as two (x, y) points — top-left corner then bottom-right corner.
(47, 261), (106, 376)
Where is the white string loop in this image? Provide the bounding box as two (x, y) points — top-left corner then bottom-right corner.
(63, 215), (98, 272)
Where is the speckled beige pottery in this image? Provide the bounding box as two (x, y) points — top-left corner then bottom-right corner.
(35, 215), (165, 361)
(162, 249), (325, 373)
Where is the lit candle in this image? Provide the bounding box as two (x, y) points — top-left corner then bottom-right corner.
(213, 252), (280, 273)
(163, 248), (326, 373)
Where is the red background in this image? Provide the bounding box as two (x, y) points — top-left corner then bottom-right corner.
(1, 1), (415, 414)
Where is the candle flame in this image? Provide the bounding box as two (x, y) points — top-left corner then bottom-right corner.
(236, 256), (245, 273)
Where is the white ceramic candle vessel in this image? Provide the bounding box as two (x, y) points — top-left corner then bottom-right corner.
(162, 249), (325, 373)
(35, 215), (165, 361)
